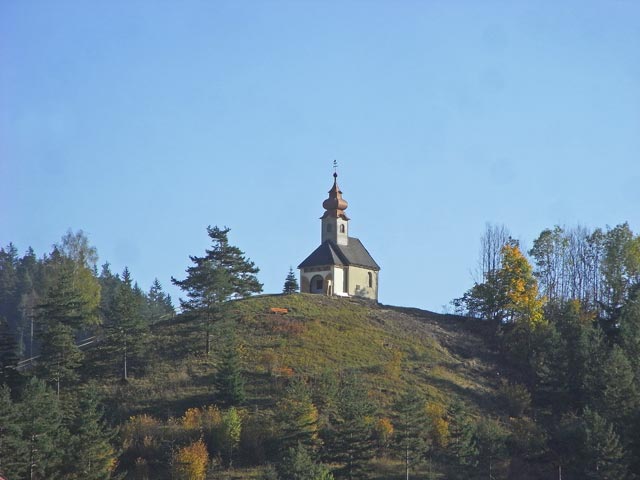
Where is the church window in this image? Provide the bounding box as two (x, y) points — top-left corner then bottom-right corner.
(310, 275), (324, 294)
(368, 272), (373, 288)
(340, 224), (345, 233)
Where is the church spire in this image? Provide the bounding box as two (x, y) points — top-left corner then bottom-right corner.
(322, 171), (349, 219)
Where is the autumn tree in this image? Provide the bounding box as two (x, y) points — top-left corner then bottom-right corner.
(173, 438), (209, 480)
(172, 226), (262, 355)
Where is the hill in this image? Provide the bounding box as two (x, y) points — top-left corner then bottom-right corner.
(81, 293), (506, 478)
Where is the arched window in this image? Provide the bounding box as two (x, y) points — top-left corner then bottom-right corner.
(339, 224), (345, 233)
(368, 272), (373, 288)
(310, 275), (324, 294)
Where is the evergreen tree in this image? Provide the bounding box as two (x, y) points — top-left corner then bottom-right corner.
(172, 226), (262, 355)
(104, 267), (147, 381)
(147, 278), (175, 323)
(216, 325), (246, 405)
(278, 443), (335, 480)
(327, 374), (376, 479)
(393, 388), (430, 479)
(18, 377), (65, 480)
(446, 400), (478, 478)
(0, 385), (26, 479)
(474, 418), (507, 480)
(0, 243), (19, 328)
(283, 267), (299, 294)
(277, 377), (321, 453)
(620, 286), (640, 381)
(0, 316), (22, 390)
(61, 385), (117, 479)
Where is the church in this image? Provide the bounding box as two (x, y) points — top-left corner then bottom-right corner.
(298, 171), (380, 301)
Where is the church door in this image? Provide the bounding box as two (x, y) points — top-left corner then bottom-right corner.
(310, 275), (324, 294)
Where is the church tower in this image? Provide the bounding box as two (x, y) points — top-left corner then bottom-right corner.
(321, 172), (349, 246)
(298, 169), (380, 300)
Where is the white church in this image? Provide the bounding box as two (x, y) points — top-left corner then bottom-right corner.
(298, 171), (380, 301)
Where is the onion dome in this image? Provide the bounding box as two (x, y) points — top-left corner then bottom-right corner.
(322, 172), (349, 219)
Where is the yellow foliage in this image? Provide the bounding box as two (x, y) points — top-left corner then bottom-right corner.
(122, 414), (160, 450)
(425, 402), (450, 447)
(181, 405), (223, 432)
(173, 439), (209, 480)
(500, 244), (546, 327)
(375, 417), (394, 443)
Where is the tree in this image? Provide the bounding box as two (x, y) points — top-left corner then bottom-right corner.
(277, 377), (321, 453)
(222, 406), (242, 467)
(474, 418), (507, 480)
(146, 278), (175, 323)
(0, 385), (25, 479)
(18, 377), (65, 480)
(173, 438), (209, 480)
(446, 400), (478, 478)
(283, 267), (299, 294)
(36, 256), (93, 395)
(104, 267), (147, 381)
(393, 389), (430, 479)
(216, 325), (246, 405)
(56, 229), (99, 270)
(61, 385), (118, 479)
(0, 316), (23, 390)
(172, 226), (262, 355)
(278, 443), (335, 480)
(326, 374), (376, 479)
(555, 409), (630, 479)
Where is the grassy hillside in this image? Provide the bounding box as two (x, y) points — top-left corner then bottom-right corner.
(83, 293), (504, 478)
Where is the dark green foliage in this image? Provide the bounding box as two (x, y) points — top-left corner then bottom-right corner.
(554, 409), (631, 479)
(103, 267), (147, 381)
(18, 377), (65, 480)
(393, 388), (431, 479)
(0, 316), (23, 390)
(172, 225), (262, 355)
(61, 385), (117, 479)
(277, 443), (334, 480)
(216, 325), (246, 405)
(277, 377), (321, 453)
(474, 417), (507, 480)
(0, 385), (26, 479)
(146, 278), (175, 323)
(325, 374), (376, 479)
(446, 400), (479, 476)
(621, 286), (640, 381)
(497, 380), (531, 418)
(283, 267), (299, 294)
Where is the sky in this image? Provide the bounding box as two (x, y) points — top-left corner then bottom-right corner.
(1, 1), (639, 312)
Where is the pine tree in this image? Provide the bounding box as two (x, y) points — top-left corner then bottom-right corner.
(172, 226), (262, 355)
(581, 408), (630, 479)
(283, 267), (299, 294)
(446, 400), (478, 477)
(0, 316), (22, 390)
(393, 388), (430, 479)
(474, 418), (507, 480)
(18, 377), (65, 480)
(104, 267), (147, 381)
(0, 385), (26, 479)
(61, 385), (117, 479)
(216, 325), (246, 405)
(327, 374), (376, 479)
(147, 278), (175, 323)
(278, 443), (335, 480)
(36, 255), (94, 395)
(277, 377), (321, 453)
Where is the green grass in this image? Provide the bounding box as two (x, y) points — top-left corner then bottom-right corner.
(82, 293), (503, 477)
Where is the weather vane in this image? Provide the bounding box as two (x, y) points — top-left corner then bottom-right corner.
(333, 159), (338, 174)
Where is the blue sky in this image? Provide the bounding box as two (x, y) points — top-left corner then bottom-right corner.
(1, 1), (639, 311)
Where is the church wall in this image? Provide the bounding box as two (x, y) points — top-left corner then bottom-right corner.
(347, 266), (378, 300)
(300, 267), (331, 294)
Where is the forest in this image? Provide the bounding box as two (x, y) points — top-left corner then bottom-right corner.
(1, 223), (640, 479)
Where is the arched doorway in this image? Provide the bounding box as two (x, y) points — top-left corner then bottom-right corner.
(310, 275), (324, 294)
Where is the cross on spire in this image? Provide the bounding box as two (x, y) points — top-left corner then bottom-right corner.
(333, 159), (338, 176)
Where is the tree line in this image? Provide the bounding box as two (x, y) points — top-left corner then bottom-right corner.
(454, 222), (640, 479)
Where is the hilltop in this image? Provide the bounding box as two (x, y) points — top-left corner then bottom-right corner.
(80, 293), (507, 479)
